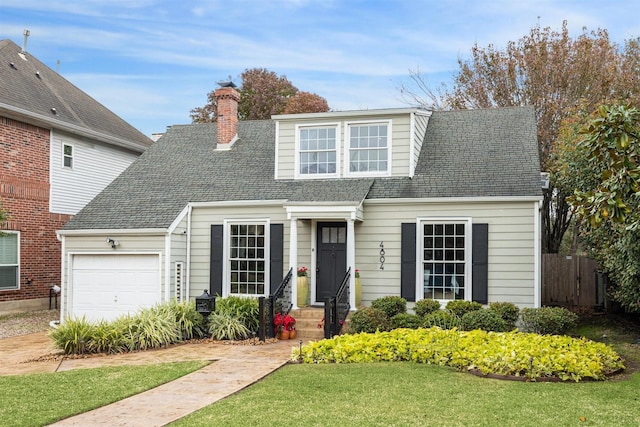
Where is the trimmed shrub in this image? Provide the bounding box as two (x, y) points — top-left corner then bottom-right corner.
(460, 309), (508, 332)
(207, 312), (250, 340)
(49, 316), (95, 354)
(446, 300), (483, 317)
(414, 298), (441, 317)
(215, 296), (260, 333)
(422, 310), (461, 330)
(371, 296), (407, 318)
(519, 307), (579, 335)
(390, 313), (422, 329)
(348, 307), (392, 333)
(489, 302), (520, 329)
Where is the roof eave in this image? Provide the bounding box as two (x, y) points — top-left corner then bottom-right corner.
(0, 103), (150, 153)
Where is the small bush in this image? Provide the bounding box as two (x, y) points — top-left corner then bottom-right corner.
(207, 312), (250, 340)
(488, 302), (520, 329)
(348, 307), (392, 333)
(519, 307), (579, 335)
(371, 296), (407, 318)
(390, 313), (422, 329)
(422, 310), (460, 330)
(90, 320), (127, 354)
(159, 300), (205, 340)
(123, 307), (181, 351)
(460, 309), (508, 332)
(414, 299), (441, 317)
(446, 300), (483, 317)
(215, 296), (260, 333)
(49, 316), (95, 354)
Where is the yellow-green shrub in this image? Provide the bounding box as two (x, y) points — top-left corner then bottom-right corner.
(293, 328), (624, 381)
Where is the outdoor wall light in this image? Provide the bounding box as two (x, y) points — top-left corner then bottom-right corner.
(106, 237), (120, 248)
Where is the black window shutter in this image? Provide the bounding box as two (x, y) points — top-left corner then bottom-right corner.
(209, 225), (223, 297)
(270, 223), (284, 290)
(472, 223), (489, 304)
(401, 223), (417, 302)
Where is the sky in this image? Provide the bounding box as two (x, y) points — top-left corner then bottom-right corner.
(1, 0), (639, 137)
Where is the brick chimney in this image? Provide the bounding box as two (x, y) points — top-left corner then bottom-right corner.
(214, 84), (240, 146)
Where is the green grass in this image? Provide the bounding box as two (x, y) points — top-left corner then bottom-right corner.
(0, 361), (208, 427)
(173, 363), (640, 427)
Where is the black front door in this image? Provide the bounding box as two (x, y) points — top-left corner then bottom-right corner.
(316, 222), (347, 302)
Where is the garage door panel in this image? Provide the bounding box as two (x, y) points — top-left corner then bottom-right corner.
(71, 254), (161, 322)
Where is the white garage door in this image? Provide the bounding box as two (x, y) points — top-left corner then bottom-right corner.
(71, 254), (161, 322)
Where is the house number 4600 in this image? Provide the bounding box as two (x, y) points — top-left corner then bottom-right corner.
(379, 241), (385, 270)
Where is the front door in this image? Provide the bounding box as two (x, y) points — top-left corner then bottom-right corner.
(316, 222), (347, 302)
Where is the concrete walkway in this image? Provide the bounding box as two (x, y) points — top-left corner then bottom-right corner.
(0, 331), (298, 426)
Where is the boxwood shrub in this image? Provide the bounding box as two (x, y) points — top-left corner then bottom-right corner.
(370, 296), (407, 318)
(488, 302), (520, 330)
(519, 306), (578, 335)
(414, 298), (441, 317)
(348, 307), (392, 333)
(445, 300), (482, 317)
(460, 309), (508, 332)
(390, 313), (422, 329)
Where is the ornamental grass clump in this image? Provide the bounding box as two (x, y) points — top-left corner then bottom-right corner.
(293, 328), (624, 382)
(421, 310), (460, 330)
(49, 316), (95, 354)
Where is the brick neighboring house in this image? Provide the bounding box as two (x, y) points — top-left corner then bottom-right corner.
(0, 38), (153, 313)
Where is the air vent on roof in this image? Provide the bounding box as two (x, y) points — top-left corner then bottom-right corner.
(21, 29), (30, 55)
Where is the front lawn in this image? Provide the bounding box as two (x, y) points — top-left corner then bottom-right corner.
(173, 362), (640, 427)
(0, 361), (207, 427)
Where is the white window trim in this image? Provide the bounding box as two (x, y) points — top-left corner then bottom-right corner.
(62, 143), (74, 169)
(294, 122), (341, 179)
(415, 217), (472, 304)
(222, 218), (271, 297)
(0, 231), (20, 291)
(344, 119), (392, 177)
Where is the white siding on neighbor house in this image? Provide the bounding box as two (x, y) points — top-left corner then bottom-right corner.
(61, 233), (166, 319)
(355, 200), (538, 308)
(188, 204), (291, 300)
(275, 112), (414, 179)
(50, 130), (140, 215)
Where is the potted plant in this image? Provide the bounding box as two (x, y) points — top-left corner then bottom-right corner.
(297, 266), (309, 306)
(273, 312), (296, 339)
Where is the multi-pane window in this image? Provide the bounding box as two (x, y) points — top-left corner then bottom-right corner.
(229, 224), (265, 295)
(0, 232), (19, 290)
(348, 123), (388, 173)
(423, 223), (466, 300)
(63, 144), (73, 168)
(299, 126), (336, 175)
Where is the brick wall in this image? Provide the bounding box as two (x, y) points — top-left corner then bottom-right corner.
(0, 116), (72, 302)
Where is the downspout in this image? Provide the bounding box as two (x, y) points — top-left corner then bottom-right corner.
(186, 203), (192, 301)
(57, 233), (66, 323)
(534, 200), (542, 308)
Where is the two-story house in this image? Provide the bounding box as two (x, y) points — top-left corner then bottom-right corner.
(0, 38), (153, 313)
(57, 84), (542, 322)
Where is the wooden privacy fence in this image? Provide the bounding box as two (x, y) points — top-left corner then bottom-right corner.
(542, 254), (603, 308)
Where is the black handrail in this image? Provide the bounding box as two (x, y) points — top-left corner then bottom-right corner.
(324, 267), (351, 339)
(258, 267), (293, 341)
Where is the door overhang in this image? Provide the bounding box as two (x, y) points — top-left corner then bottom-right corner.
(285, 202), (364, 222)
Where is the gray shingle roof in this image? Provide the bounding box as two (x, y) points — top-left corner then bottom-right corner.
(62, 106), (541, 231)
(0, 39), (152, 150)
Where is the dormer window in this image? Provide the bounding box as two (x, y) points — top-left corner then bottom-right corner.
(297, 124), (339, 177)
(346, 121), (391, 176)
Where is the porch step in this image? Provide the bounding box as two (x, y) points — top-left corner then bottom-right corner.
(289, 307), (351, 342)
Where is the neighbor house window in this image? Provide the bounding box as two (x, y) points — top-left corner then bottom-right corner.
(298, 125), (337, 176)
(347, 122), (390, 175)
(0, 232), (19, 290)
(422, 222), (468, 301)
(63, 144), (73, 168)
(228, 224), (265, 295)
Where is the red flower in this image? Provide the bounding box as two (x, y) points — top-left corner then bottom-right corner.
(274, 312), (296, 333)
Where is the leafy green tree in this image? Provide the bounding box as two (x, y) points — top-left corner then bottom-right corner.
(190, 68), (329, 123)
(556, 103), (640, 312)
(401, 22), (640, 253)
